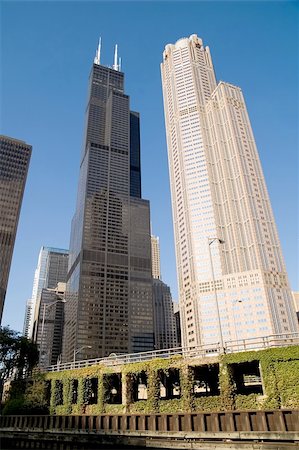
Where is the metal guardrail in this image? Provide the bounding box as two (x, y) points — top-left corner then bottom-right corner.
(225, 332), (299, 353)
(45, 332), (299, 372)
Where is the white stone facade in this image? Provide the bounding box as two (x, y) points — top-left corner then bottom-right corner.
(151, 235), (161, 280)
(161, 34), (298, 347)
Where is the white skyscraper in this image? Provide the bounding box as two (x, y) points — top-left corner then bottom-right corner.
(151, 235), (161, 280)
(26, 247), (69, 339)
(23, 299), (33, 337)
(161, 34), (298, 348)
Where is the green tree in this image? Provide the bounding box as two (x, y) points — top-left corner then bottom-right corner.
(0, 326), (39, 400)
(23, 374), (49, 413)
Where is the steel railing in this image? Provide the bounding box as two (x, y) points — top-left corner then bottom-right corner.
(45, 332), (299, 373)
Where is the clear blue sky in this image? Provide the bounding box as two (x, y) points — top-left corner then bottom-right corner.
(1, 1), (298, 332)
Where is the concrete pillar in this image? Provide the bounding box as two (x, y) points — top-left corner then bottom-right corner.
(183, 414), (192, 432)
(242, 411), (252, 431)
(181, 366), (193, 412)
(198, 413), (205, 432)
(103, 415), (110, 430)
(275, 411), (286, 432)
(96, 415), (102, 431)
(226, 412), (235, 432)
(137, 414), (145, 431)
(211, 413), (220, 432)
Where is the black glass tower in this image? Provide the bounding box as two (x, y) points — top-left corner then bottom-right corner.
(62, 48), (154, 362)
(129, 111), (141, 198)
(0, 135), (31, 322)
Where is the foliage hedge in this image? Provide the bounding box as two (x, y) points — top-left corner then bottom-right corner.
(4, 345), (298, 415)
(3, 376), (49, 415)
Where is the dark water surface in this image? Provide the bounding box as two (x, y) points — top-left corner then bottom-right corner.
(2, 446), (166, 450)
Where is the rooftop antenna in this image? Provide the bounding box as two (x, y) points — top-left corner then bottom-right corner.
(113, 44), (119, 71)
(94, 37), (102, 65)
(118, 56), (122, 72)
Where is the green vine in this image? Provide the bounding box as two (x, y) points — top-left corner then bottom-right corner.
(54, 380), (63, 407)
(49, 379), (56, 415)
(77, 378), (84, 412)
(62, 378), (72, 414)
(97, 374), (105, 413)
(181, 367), (195, 412)
(83, 378), (92, 406)
(219, 362), (235, 411)
(44, 345), (299, 415)
(148, 368), (160, 412)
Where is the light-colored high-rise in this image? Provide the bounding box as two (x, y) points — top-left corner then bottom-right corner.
(23, 299), (33, 337)
(35, 282), (66, 367)
(292, 292), (299, 323)
(151, 235), (161, 280)
(161, 34), (298, 348)
(27, 246), (69, 339)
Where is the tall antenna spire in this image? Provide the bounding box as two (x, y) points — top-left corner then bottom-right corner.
(94, 37), (102, 65)
(113, 44), (119, 71)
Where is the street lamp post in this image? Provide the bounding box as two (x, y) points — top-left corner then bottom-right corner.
(208, 237), (225, 353)
(73, 345), (92, 363)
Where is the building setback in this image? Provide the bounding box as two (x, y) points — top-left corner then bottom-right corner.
(0, 135), (31, 323)
(161, 34), (298, 348)
(62, 43), (154, 362)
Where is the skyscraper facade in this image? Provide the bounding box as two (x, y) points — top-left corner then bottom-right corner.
(35, 282), (66, 367)
(27, 246), (69, 339)
(173, 303), (182, 347)
(23, 299), (33, 337)
(151, 234), (177, 349)
(292, 292), (299, 323)
(152, 279), (177, 349)
(0, 135), (31, 322)
(130, 111), (142, 198)
(151, 235), (161, 280)
(161, 34), (298, 348)
(62, 44), (154, 362)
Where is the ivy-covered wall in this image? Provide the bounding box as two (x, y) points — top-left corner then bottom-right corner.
(45, 345), (299, 415)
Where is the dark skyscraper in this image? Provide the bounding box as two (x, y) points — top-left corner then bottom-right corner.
(62, 42), (154, 362)
(151, 235), (177, 349)
(0, 135), (31, 322)
(129, 111), (141, 198)
(152, 279), (178, 350)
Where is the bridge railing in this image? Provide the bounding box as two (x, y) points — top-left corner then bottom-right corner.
(225, 332), (299, 353)
(45, 331), (299, 372)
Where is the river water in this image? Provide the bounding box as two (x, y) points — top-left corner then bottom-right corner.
(4, 444), (174, 450)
